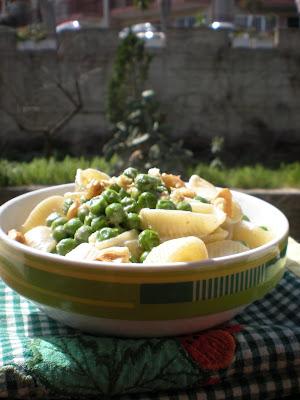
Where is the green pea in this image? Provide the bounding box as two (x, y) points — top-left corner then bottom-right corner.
(156, 185), (168, 193)
(119, 188), (129, 199)
(84, 213), (93, 226)
(138, 229), (160, 251)
(195, 195), (209, 203)
(242, 215), (250, 222)
(135, 174), (161, 192)
(105, 203), (126, 225)
(109, 183), (121, 192)
(137, 192), (157, 210)
(90, 215), (107, 232)
(130, 255), (139, 263)
(77, 205), (89, 222)
(121, 197), (137, 213)
(51, 216), (68, 230)
(121, 196), (135, 206)
(121, 197), (138, 213)
(97, 227), (119, 241)
(56, 238), (78, 256)
(126, 213), (141, 230)
(64, 218), (83, 237)
(80, 195), (87, 204)
(52, 225), (69, 242)
(176, 201), (192, 211)
(74, 225), (93, 243)
(140, 251), (150, 263)
(89, 196), (107, 215)
(156, 199), (176, 210)
(130, 187), (140, 200)
(124, 203), (137, 214)
(63, 198), (74, 215)
(259, 226), (268, 231)
(102, 189), (120, 204)
(123, 167), (138, 179)
(46, 212), (61, 227)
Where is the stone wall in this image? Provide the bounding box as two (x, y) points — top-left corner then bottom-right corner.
(1, 26), (300, 162)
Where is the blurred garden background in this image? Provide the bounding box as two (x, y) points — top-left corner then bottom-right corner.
(0, 0), (300, 237)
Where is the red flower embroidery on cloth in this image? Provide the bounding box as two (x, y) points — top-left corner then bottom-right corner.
(180, 325), (242, 371)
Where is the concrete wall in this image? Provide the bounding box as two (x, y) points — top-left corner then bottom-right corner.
(1, 26), (300, 162)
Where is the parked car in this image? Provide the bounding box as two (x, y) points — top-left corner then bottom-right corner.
(119, 22), (166, 48)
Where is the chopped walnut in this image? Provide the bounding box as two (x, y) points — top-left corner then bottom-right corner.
(85, 179), (105, 200)
(116, 174), (133, 189)
(170, 187), (196, 202)
(161, 173), (185, 189)
(96, 246), (130, 263)
(213, 188), (233, 218)
(66, 199), (80, 220)
(8, 229), (26, 244)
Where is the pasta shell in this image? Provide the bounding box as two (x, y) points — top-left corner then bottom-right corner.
(226, 200), (243, 225)
(232, 221), (274, 249)
(21, 195), (65, 233)
(187, 175), (218, 200)
(24, 226), (56, 253)
(65, 243), (102, 261)
(139, 208), (226, 238)
(124, 239), (142, 258)
(189, 200), (214, 214)
(144, 236), (208, 264)
(95, 247), (130, 263)
(65, 244), (130, 263)
(64, 191), (86, 201)
(206, 239), (249, 258)
(75, 168), (110, 190)
(202, 227), (229, 244)
(89, 229), (139, 250)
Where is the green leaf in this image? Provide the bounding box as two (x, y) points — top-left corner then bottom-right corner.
(26, 335), (201, 396)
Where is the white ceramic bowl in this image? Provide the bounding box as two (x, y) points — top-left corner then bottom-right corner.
(0, 184), (289, 337)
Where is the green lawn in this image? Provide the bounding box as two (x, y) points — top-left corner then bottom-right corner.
(0, 157), (299, 189)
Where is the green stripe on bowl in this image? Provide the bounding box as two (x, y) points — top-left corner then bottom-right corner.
(0, 266), (285, 321)
(0, 250), (286, 308)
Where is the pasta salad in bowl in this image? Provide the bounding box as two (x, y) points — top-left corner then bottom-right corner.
(0, 167), (289, 336)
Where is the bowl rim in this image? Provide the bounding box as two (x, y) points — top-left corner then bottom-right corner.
(0, 183), (289, 273)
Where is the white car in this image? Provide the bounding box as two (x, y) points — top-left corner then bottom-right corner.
(119, 22), (166, 48)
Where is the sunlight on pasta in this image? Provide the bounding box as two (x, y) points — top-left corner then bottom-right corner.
(22, 195), (65, 233)
(144, 236), (208, 263)
(11, 167), (275, 264)
(206, 239), (249, 258)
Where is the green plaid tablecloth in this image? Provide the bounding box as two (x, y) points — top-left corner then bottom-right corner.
(1, 239), (300, 399)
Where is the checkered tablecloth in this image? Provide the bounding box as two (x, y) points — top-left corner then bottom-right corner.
(1, 239), (300, 399)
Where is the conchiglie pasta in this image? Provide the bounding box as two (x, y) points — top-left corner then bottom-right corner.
(144, 236), (208, 264)
(187, 175), (218, 200)
(89, 229), (138, 250)
(75, 168), (110, 190)
(232, 221), (274, 249)
(202, 227), (229, 244)
(226, 200), (243, 224)
(21, 195), (65, 233)
(188, 200), (215, 214)
(24, 226), (57, 253)
(139, 208), (226, 239)
(206, 239), (249, 258)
